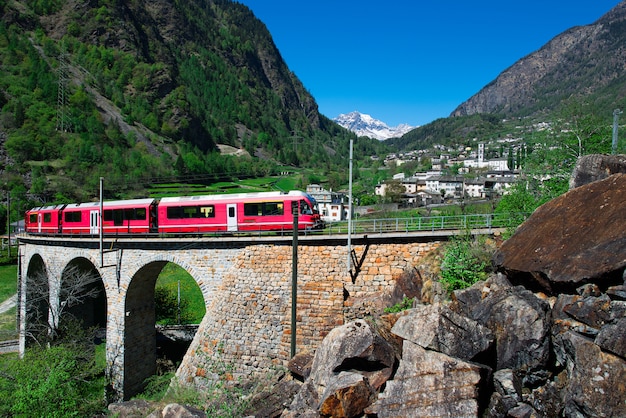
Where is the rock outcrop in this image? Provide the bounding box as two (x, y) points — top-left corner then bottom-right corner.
(493, 172), (626, 293)
(275, 162), (626, 418)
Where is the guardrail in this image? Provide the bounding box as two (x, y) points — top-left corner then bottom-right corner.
(20, 213), (530, 239)
(321, 212), (528, 235)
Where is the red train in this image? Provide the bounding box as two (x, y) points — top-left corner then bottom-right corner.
(25, 191), (324, 235)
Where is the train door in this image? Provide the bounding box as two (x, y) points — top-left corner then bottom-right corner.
(90, 210), (99, 234)
(227, 203), (237, 232)
(37, 213), (42, 233)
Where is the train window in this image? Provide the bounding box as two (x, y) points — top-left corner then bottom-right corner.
(167, 207), (181, 219)
(244, 202), (284, 216)
(182, 207), (197, 218)
(264, 202), (284, 216)
(104, 208), (147, 223)
(125, 208), (146, 220)
(43, 213), (52, 223)
(29, 214), (37, 223)
(65, 211), (81, 222)
(300, 200), (313, 215)
(167, 205), (215, 219)
(244, 203), (262, 216)
(200, 206), (215, 218)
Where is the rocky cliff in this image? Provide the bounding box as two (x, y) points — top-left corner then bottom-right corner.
(452, 2), (626, 118)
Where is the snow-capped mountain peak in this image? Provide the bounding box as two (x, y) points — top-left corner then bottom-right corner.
(333, 111), (416, 140)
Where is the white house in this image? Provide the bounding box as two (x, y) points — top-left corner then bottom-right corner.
(306, 184), (349, 222)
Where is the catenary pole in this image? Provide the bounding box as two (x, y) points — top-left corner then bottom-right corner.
(100, 177), (103, 268)
(347, 138), (353, 274)
(291, 201), (299, 358)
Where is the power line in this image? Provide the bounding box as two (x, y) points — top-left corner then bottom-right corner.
(56, 52), (71, 133)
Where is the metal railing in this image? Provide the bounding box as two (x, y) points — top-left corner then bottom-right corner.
(321, 212), (528, 235)
(20, 213), (530, 239)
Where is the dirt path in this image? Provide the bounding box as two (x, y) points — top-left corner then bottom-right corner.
(0, 294), (16, 314)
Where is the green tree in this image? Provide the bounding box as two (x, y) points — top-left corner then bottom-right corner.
(383, 179), (405, 203)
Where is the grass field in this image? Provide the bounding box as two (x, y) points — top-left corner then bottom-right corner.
(0, 265), (17, 339)
(147, 171), (307, 198)
(0, 265), (17, 302)
(156, 263), (206, 324)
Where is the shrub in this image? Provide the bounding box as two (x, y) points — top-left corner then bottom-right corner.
(155, 286), (193, 325)
(439, 234), (495, 292)
(0, 339), (106, 417)
(384, 296), (414, 313)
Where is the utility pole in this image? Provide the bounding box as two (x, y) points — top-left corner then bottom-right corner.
(56, 52), (71, 133)
(290, 201), (299, 358)
(347, 138), (353, 274)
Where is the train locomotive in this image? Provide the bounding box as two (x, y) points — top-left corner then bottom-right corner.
(25, 190), (324, 235)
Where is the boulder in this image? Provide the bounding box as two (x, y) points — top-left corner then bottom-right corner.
(494, 173), (626, 293)
(283, 320), (395, 417)
(451, 276), (551, 376)
(366, 340), (487, 417)
(569, 153), (626, 189)
(318, 372), (375, 418)
(595, 316), (626, 359)
(554, 331), (626, 417)
(391, 303), (494, 361)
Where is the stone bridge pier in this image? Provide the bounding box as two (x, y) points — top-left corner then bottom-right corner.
(18, 235), (442, 400)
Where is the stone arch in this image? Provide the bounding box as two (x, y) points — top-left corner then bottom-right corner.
(58, 257), (107, 337)
(131, 253), (212, 308)
(23, 253), (49, 344)
(122, 255), (210, 398)
(123, 260), (168, 397)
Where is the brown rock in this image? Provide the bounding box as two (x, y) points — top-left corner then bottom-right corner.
(284, 320), (394, 417)
(391, 303), (494, 362)
(366, 340), (485, 417)
(287, 351), (314, 381)
(494, 173), (626, 293)
(318, 372), (375, 418)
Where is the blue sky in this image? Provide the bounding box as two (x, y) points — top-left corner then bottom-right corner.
(237, 1), (622, 127)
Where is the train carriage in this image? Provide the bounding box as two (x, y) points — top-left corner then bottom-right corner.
(24, 191), (323, 237)
(62, 198), (157, 235)
(157, 191), (323, 234)
(25, 204), (65, 234)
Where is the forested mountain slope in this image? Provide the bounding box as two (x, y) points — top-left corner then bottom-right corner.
(0, 0), (383, 204)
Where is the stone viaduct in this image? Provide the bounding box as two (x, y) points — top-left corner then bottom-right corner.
(16, 231), (466, 400)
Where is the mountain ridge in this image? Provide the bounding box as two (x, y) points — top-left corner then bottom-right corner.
(452, 1), (626, 118)
(333, 111), (415, 140)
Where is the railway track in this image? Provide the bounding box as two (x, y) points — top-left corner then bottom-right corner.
(0, 339), (18, 353)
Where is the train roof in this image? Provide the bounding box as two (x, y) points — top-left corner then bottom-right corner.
(27, 204), (66, 212)
(64, 198), (156, 210)
(159, 190), (311, 204)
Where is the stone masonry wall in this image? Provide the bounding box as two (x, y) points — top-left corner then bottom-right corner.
(19, 237), (442, 397)
(176, 240), (441, 387)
